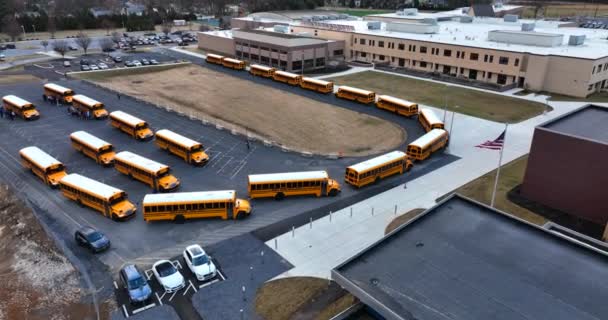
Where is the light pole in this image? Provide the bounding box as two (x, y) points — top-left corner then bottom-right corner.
(21, 25), (26, 40)
(32, 24), (36, 36)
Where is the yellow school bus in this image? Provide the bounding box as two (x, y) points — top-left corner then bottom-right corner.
(300, 77), (334, 94)
(335, 86), (375, 104)
(143, 190), (252, 222)
(272, 70), (302, 86)
(206, 53), (224, 65)
(59, 173), (136, 221)
(418, 108), (445, 133)
(43, 83), (75, 104)
(19, 146), (67, 187)
(345, 150), (413, 188)
(248, 171), (341, 200)
(406, 129), (449, 161)
(71, 94), (108, 119)
(155, 129), (209, 166)
(222, 57), (246, 70)
(109, 111), (154, 141)
(114, 151), (180, 192)
(376, 95), (418, 117)
(249, 64), (276, 78)
(70, 131), (115, 166)
(2, 95), (40, 120)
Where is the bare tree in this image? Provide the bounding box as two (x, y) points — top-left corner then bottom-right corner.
(531, 0), (547, 19)
(99, 38), (114, 55)
(41, 40), (49, 51)
(161, 21), (173, 36)
(75, 31), (92, 55)
(47, 15), (56, 39)
(52, 39), (69, 58)
(101, 19), (115, 35)
(2, 17), (21, 42)
(111, 31), (122, 48)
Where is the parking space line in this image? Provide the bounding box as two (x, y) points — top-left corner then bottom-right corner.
(132, 303), (156, 315)
(168, 290), (179, 302)
(144, 269), (154, 281)
(155, 292), (163, 306)
(183, 280), (198, 296)
(172, 260), (182, 269)
(199, 278), (219, 289)
(218, 270), (226, 281)
(121, 304), (129, 318)
(113, 281), (118, 289)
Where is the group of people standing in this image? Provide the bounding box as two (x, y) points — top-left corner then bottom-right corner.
(68, 105), (93, 120)
(0, 106), (16, 120)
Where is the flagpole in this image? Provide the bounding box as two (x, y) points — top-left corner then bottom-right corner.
(490, 123), (508, 208)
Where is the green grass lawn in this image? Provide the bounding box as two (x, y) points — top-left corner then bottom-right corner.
(330, 71), (550, 123)
(515, 89), (608, 103)
(334, 9), (392, 17)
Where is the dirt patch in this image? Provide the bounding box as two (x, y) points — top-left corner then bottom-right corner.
(84, 65), (405, 157)
(0, 74), (40, 84)
(385, 208), (426, 235)
(0, 185), (109, 320)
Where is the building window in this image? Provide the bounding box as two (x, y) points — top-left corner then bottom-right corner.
(420, 46), (427, 53)
(408, 44), (412, 51)
(499, 57), (509, 65)
(360, 52), (366, 58)
(497, 74), (507, 85)
(420, 61), (427, 68)
(280, 50), (287, 54)
(413, 60), (416, 66)
(398, 43), (405, 50)
(470, 53), (479, 61)
(242, 53), (249, 58)
(360, 38), (366, 45)
(488, 72), (493, 79)
(443, 50), (452, 57)
(391, 57), (395, 62)
(378, 41), (384, 48)
(261, 56), (269, 63)
(514, 58), (519, 67)
(271, 58), (278, 65)
(456, 51), (460, 58)
(588, 84), (593, 91)
(398, 58), (405, 67)
(604, 63), (608, 71)
(251, 54), (259, 60)
(370, 40), (375, 46)
(489, 55), (494, 63)
(292, 60), (302, 70)
(389, 42), (394, 49)
(379, 55), (385, 60)
(373, 54), (376, 59)
(260, 47), (269, 51)
(315, 57), (325, 66)
(460, 52), (465, 59)
(412, 45), (416, 52)
(333, 49), (343, 56)
(593, 66), (596, 74)
(484, 54), (488, 62)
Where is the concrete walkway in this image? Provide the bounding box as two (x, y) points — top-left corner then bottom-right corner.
(266, 99), (601, 279)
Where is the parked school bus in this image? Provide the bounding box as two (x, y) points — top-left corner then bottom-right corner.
(143, 190), (252, 222)
(406, 129), (449, 161)
(376, 95), (418, 117)
(155, 129), (209, 166)
(272, 70), (302, 86)
(222, 57), (246, 70)
(206, 53), (224, 65)
(418, 108), (444, 133)
(109, 111), (154, 141)
(43, 83), (75, 104)
(2, 95), (40, 120)
(19, 146), (67, 187)
(59, 173), (136, 221)
(71, 94), (108, 119)
(249, 64), (276, 78)
(70, 131), (115, 166)
(300, 77), (334, 94)
(335, 86), (375, 104)
(114, 151), (180, 192)
(248, 171), (341, 200)
(345, 150), (413, 188)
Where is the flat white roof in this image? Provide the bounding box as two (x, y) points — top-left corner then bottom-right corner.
(73, 94), (102, 107)
(377, 95), (417, 106)
(70, 131), (111, 150)
(156, 129), (200, 148)
(3, 95), (32, 107)
(60, 173), (123, 199)
(274, 70), (301, 78)
(207, 53), (225, 58)
(348, 150), (406, 173)
(223, 57), (243, 63)
(409, 129), (448, 148)
(44, 83), (73, 94)
(19, 146), (62, 168)
(419, 108), (443, 125)
(110, 111), (146, 127)
(115, 151), (167, 173)
(293, 17), (608, 59)
(249, 170), (328, 183)
(338, 85), (374, 96)
(251, 64), (275, 71)
(143, 190), (235, 205)
(302, 77), (333, 86)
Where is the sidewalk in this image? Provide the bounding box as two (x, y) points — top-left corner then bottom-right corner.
(265, 100), (593, 279)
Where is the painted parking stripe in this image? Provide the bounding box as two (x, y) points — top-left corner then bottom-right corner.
(199, 278), (220, 289)
(155, 292), (163, 306)
(168, 290), (179, 302)
(132, 303), (156, 315)
(121, 305), (129, 318)
(218, 270), (226, 281)
(113, 281), (118, 289)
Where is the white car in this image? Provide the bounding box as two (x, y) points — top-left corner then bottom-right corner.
(152, 260), (185, 293)
(98, 62), (109, 69)
(89, 64), (99, 70)
(183, 244), (217, 281)
(132, 60), (142, 66)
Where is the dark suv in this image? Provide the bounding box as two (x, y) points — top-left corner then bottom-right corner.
(119, 265), (152, 304)
(75, 226), (110, 253)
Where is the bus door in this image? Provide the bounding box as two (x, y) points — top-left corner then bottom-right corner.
(103, 202), (110, 217)
(321, 180), (327, 196)
(226, 201), (233, 219)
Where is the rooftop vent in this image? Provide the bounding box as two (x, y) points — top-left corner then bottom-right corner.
(421, 18), (438, 25)
(273, 25), (289, 33)
(568, 35), (586, 46)
(460, 16), (473, 23)
(367, 21), (381, 30)
(522, 22), (535, 31)
(338, 14), (348, 19)
(386, 22), (439, 34)
(504, 14), (518, 22)
(301, 16), (312, 22)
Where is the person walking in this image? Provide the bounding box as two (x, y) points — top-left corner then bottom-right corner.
(246, 139), (251, 151)
(10, 111), (15, 121)
(117, 93), (121, 100)
(86, 111), (90, 120)
(0, 106), (4, 119)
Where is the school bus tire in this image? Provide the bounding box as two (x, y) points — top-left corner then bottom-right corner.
(42, 94), (47, 101)
(77, 199), (83, 207)
(275, 192), (285, 201)
(328, 189), (338, 197)
(236, 211), (246, 220)
(174, 214), (185, 224)
(111, 213), (119, 221)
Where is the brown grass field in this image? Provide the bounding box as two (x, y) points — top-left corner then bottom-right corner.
(522, 4), (608, 18)
(80, 64), (405, 156)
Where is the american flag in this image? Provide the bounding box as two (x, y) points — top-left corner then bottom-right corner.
(476, 130), (506, 150)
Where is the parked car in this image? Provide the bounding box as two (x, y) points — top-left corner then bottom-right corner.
(68, 45), (78, 51)
(5, 43), (16, 49)
(132, 60), (142, 66)
(79, 59), (90, 65)
(125, 61), (135, 67)
(183, 244), (217, 281)
(141, 59), (150, 65)
(63, 60), (71, 67)
(149, 59), (159, 65)
(0, 54), (5, 61)
(74, 226), (110, 253)
(98, 62), (109, 69)
(152, 260), (185, 293)
(113, 56), (123, 63)
(81, 64), (91, 71)
(90, 64), (99, 70)
(119, 264), (152, 304)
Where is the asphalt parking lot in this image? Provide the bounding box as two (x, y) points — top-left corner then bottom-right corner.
(35, 52), (177, 74)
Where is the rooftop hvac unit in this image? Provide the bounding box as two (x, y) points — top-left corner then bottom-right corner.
(568, 35), (586, 46)
(522, 22), (535, 31)
(504, 14), (518, 22)
(460, 16), (473, 23)
(367, 21), (382, 30)
(338, 14), (348, 19)
(328, 14), (339, 20)
(421, 18), (438, 25)
(312, 15), (322, 21)
(462, 7), (469, 13)
(301, 16), (312, 22)
(273, 25), (289, 33)
(402, 8), (418, 16)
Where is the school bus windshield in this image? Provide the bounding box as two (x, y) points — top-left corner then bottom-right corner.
(100, 145), (113, 152)
(91, 104), (104, 110)
(157, 168), (171, 178)
(110, 194), (126, 205)
(22, 105), (35, 111)
(136, 123), (148, 129)
(191, 145), (203, 152)
(47, 164), (65, 174)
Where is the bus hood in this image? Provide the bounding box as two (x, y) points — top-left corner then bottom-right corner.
(64, 96), (73, 103)
(48, 171), (67, 186)
(94, 109), (108, 119)
(236, 198), (251, 213)
(192, 151), (209, 164)
(328, 179), (341, 191)
(159, 176), (180, 191)
(24, 109), (40, 119)
(100, 152), (115, 165)
(137, 129), (154, 140)
(113, 201), (136, 218)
